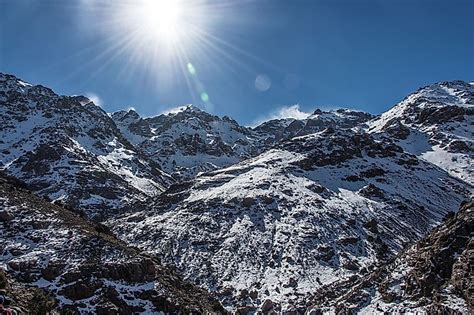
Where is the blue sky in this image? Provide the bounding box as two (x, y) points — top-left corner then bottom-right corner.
(1, 0), (473, 125)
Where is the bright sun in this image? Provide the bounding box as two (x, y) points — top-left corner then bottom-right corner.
(140, 0), (183, 43)
(121, 0), (187, 47)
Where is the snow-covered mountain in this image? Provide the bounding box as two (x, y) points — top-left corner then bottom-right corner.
(0, 172), (225, 313)
(0, 73), (173, 218)
(111, 105), (259, 180)
(111, 128), (470, 311)
(112, 105), (374, 180)
(1, 72), (472, 313)
(307, 199), (473, 314)
(368, 80), (474, 185)
(254, 108), (374, 144)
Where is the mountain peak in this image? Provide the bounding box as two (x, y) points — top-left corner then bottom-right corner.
(110, 108), (141, 122)
(410, 80), (473, 108)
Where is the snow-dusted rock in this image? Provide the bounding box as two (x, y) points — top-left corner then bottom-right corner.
(111, 128), (470, 311)
(0, 73), (173, 218)
(0, 173), (225, 313)
(254, 108), (374, 144)
(307, 200), (473, 314)
(368, 80), (474, 184)
(111, 105), (261, 180)
(112, 106), (374, 180)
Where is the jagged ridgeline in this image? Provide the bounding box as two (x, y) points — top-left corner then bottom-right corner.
(0, 73), (472, 313)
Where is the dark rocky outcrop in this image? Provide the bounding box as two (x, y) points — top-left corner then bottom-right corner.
(0, 173), (226, 314)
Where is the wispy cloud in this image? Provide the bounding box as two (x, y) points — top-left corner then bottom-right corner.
(159, 105), (188, 115)
(85, 92), (102, 107)
(251, 104), (310, 127)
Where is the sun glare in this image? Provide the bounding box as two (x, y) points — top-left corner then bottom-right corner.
(78, 0), (260, 109)
(140, 0), (183, 43)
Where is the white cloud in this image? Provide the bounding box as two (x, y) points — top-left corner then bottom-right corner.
(273, 104), (310, 120)
(159, 105), (188, 115)
(85, 93), (102, 107)
(251, 104), (310, 127)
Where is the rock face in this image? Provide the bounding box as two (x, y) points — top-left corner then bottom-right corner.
(368, 80), (474, 184)
(0, 173), (225, 314)
(0, 73), (173, 218)
(307, 200), (473, 314)
(111, 128), (470, 311)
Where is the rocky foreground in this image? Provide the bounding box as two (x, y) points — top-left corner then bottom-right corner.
(0, 173), (225, 314)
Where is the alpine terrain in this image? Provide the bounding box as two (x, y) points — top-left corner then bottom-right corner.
(0, 73), (472, 314)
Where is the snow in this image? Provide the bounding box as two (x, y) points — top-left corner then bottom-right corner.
(368, 81), (474, 185)
(0, 74), (172, 216)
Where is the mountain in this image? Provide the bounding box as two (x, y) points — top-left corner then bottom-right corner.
(254, 108), (374, 144)
(111, 105), (259, 180)
(0, 172), (225, 313)
(0, 73), (173, 218)
(1, 73), (472, 313)
(110, 127), (470, 312)
(112, 105), (374, 180)
(368, 80), (474, 184)
(307, 199), (473, 314)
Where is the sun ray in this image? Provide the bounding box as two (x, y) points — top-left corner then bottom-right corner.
(73, 0), (282, 106)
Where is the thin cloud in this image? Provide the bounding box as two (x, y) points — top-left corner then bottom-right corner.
(85, 93), (102, 107)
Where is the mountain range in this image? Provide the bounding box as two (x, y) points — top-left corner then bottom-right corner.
(0, 72), (472, 314)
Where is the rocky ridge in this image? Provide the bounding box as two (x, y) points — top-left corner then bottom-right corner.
(0, 73), (173, 218)
(111, 106), (373, 180)
(368, 80), (474, 184)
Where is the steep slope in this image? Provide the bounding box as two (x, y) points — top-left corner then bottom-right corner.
(0, 73), (173, 218)
(307, 200), (473, 314)
(111, 128), (471, 312)
(368, 80), (473, 184)
(0, 173), (225, 314)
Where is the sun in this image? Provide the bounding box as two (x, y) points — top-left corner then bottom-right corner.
(140, 0), (183, 43)
(123, 0), (186, 46)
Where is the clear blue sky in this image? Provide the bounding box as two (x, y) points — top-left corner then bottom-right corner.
(1, 0), (473, 125)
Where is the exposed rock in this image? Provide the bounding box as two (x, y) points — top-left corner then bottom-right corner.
(0, 210), (13, 222)
(358, 184), (385, 199)
(364, 219), (379, 233)
(0, 173), (226, 313)
(261, 299), (274, 312)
